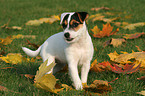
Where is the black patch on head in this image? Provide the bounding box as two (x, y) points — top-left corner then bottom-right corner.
(62, 14), (69, 29)
(70, 13), (82, 24)
(70, 12), (88, 24)
(77, 12), (88, 22)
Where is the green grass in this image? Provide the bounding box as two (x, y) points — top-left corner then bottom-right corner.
(0, 0), (145, 95)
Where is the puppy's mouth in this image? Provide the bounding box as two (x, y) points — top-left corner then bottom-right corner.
(66, 38), (74, 41)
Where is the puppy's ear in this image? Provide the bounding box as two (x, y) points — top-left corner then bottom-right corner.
(60, 13), (68, 24)
(76, 12), (89, 23)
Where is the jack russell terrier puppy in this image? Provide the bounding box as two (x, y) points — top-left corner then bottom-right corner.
(22, 12), (94, 90)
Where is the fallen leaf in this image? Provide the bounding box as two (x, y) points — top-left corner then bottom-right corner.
(110, 63), (140, 74)
(123, 22), (145, 30)
(90, 60), (111, 72)
(110, 38), (126, 47)
(91, 23), (119, 38)
(100, 17), (120, 23)
(0, 36), (13, 45)
(123, 32), (145, 39)
(0, 34), (36, 45)
(136, 91), (145, 95)
(26, 15), (60, 26)
(34, 59), (56, 82)
(91, 7), (113, 11)
(108, 51), (145, 68)
(103, 38), (125, 47)
(34, 60), (63, 93)
(88, 13), (103, 20)
(11, 26), (22, 30)
(25, 20), (43, 26)
(0, 53), (28, 64)
(39, 15), (60, 24)
(84, 80), (112, 94)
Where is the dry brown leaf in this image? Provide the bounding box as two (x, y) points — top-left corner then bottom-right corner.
(84, 80), (112, 94)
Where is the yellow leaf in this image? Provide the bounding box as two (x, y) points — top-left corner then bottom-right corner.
(34, 74), (57, 93)
(123, 22), (145, 30)
(34, 59), (56, 81)
(11, 26), (22, 30)
(108, 51), (145, 68)
(0, 36), (13, 45)
(88, 14), (103, 20)
(0, 53), (28, 64)
(25, 20), (43, 26)
(39, 15), (60, 24)
(110, 38), (126, 47)
(108, 51), (119, 61)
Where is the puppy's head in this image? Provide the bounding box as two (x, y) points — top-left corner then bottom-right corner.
(60, 12), (89, 43)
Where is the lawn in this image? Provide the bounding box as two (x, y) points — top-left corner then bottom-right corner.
(0, 0), (145, 95)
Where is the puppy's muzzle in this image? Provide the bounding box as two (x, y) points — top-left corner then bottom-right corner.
(64, 32), (74, 41)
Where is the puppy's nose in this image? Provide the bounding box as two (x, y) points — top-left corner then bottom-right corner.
(64, 32), (70, 38)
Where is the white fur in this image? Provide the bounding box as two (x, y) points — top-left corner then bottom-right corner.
(22, 12), (94, 90)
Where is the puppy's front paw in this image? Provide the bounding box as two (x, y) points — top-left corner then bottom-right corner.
(75, 82), (83, 90)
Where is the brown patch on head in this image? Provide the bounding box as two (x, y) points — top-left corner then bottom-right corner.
(69, 19), (83, 31)
(70, 19), (79, 25)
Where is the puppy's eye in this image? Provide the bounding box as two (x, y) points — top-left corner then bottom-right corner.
(62, 23), (67, 29)
(72, 23), (79, 28)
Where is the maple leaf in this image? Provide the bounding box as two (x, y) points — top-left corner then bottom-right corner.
(123, 22), (145, 30)
(91, 23), (119, 38)
(123, 32), (145, 39)
(110, 63), (140, 74)
(0, 53), (29, 64)
(90, 59), (111, 72)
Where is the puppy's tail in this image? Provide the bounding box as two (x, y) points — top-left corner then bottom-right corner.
(22, 46), (41, 57)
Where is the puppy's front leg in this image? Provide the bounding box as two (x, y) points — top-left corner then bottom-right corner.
(81, 61), (90, 85)
(68, 61), (83, 90)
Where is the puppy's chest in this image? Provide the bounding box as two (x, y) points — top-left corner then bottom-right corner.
(70, 43), (90, 63)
